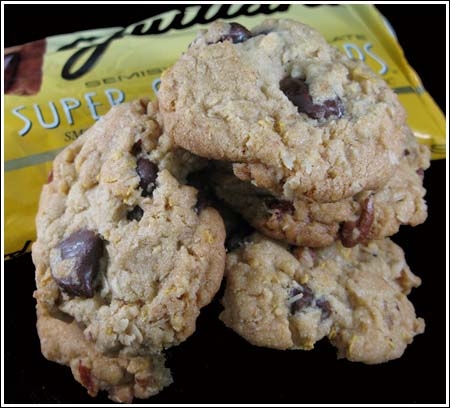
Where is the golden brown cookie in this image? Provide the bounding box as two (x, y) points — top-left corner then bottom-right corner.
(220, 234), (424, 364)
(160, 19), (408, 203)
(33, 99), (226, 400)
(210, 132), (429, 247)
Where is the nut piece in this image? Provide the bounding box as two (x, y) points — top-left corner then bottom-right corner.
(341, 195), (374, 248)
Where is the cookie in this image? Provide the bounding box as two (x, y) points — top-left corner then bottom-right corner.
(33, 98), (226, 364)
(210, 132), (429, 247)
(37, 303), (172, 402)
(159, 19), (408, 202)
(220, 234), (424, 364)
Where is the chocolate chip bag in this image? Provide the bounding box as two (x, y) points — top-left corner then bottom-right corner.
(4, 4), (446, 258)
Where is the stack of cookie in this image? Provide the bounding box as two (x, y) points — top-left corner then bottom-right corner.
(32, 19), (429, 402)
(159, 19), (429, 363)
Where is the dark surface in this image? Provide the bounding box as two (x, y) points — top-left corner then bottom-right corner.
(4, 4), (446, 404)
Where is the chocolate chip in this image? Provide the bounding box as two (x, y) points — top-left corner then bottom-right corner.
(136, 158), (158, 197)
(404, 149), (410, 156)
(220, 22), (252, 44)
(131, 140), (142, 156)
(280, 77), (344, 120)
(416, 168), (424, 177)
(4, 52), (21, 92)
(266, 199), (295, 215)
(341, 195), (374, 248)
(53, 230), (104, 298)
(127, 205), (144, 221)
(290, 285), (314, 314)
(316, 298), (332, 320)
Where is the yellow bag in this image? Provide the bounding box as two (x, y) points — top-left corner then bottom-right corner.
(4, 4), (446, 257)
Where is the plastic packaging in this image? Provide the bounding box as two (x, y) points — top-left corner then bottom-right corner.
(4, 4), (446, 257)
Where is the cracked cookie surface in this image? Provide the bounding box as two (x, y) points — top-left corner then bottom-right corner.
(220, 234), (424, 364)
(160, 19), (407, 202)
(33, 98), (226, 381)
(210, 131), (429, 247)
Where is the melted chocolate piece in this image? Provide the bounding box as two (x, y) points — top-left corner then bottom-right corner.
(220, 22), (252, 44)
(127, 205), (144, 221)
(131, 140), (142, 156)
(290, 285), (314, 314)
(280, 77), (344, 120)
(316, 298), (332, 320)
(136, 158), (158, 197)
(53, 230), (104, 297)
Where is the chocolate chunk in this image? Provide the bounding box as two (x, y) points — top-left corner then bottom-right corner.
(220, 22), (252, 44)
(136, 158), (158, 197)
(404, 149), (410, 156)
(316, 298), (332, 320)
(131, 140), (142, 156)
(53, 230), (104, 298)
(266, 199), (295, 215)
(4, 52), (21, 92)
(127, 205), (144, 221)
(290, 285), (314, 314)
(280, 77), (344, 120)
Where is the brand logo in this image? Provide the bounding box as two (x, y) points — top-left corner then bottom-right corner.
(60, 4), (289, 80)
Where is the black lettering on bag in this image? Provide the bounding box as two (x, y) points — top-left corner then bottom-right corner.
(61, 4), (290, 80)
(61, 31), (123, 80)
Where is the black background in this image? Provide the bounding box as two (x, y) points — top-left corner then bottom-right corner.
(4, 4), (447, 404)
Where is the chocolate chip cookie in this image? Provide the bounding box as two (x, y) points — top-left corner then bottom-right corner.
(159, 19), (408, 202)
(220, 234), (424, 364)
(210, 131), (430, 247)
(32, 99), (226, 400)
